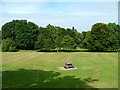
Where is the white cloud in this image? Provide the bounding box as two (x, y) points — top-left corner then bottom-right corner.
(69, 12), (108, 16)
(1, 0), (119, 2)
(0, 2), (118, 32)
(3, 4), (40, 15)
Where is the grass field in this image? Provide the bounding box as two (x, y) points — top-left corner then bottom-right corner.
(2, 51), (118, 88)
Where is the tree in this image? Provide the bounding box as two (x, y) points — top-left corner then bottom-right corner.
(44, 38), (55, 49)
(61, 35), (76, 49)
(2, 21), (16, 40)
(87, 23), (108, 51)
(54, 36), (63, 50)
(2, 20), (39, 50)
(106, 23), (120, 51)
(65, 27), (81, 47)
(0, 31), (1, 52)
(87, 23), (120, 51)
(15, 20), (39, 50)
(2, 38), (16, 52)
(35, 34), (45, 49)
(81, 31), (91, 49)
(3, 19), (119, 51)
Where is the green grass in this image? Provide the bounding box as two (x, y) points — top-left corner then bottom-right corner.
(2, 52), (118, 88)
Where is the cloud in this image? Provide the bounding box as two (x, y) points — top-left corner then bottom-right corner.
(1, 0), (119, 2)
(2, 3), (40, 15)
(69, 12), (108, 16)
(0, 2), (118, 32)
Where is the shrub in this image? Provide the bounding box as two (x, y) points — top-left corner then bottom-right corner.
(2, 38), (18, 52)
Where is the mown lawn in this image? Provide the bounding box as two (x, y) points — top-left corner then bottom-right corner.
(2, 52), (118, 88)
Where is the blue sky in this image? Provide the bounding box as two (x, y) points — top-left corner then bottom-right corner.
(0, 1), (118, 32)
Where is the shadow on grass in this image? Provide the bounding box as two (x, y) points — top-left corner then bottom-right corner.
(3, 69), (98, 88)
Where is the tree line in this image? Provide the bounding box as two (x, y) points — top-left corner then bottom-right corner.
(1, 20), (120, 52)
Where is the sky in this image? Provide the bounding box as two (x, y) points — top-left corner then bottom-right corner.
(0, 1), (118, 32)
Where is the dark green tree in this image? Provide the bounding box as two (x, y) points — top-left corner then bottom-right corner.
(106, 23), (120, 51)
(81, 31), (91, 49)
(61, 35), (76, 49)
(44, 38), (55, 49)
(87, 23), (119, 51)
(0, 31), (1, 52)
(2, 20), (39, 50)
(35, 34), (45, 49)
(2, 21), (16, 40)
(2, 38), (16, 52)
(54, 36), (63, 50)
(87, 23), (108, 51)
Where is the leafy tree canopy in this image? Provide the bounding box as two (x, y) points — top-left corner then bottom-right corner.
(1, 20), (119, 52)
